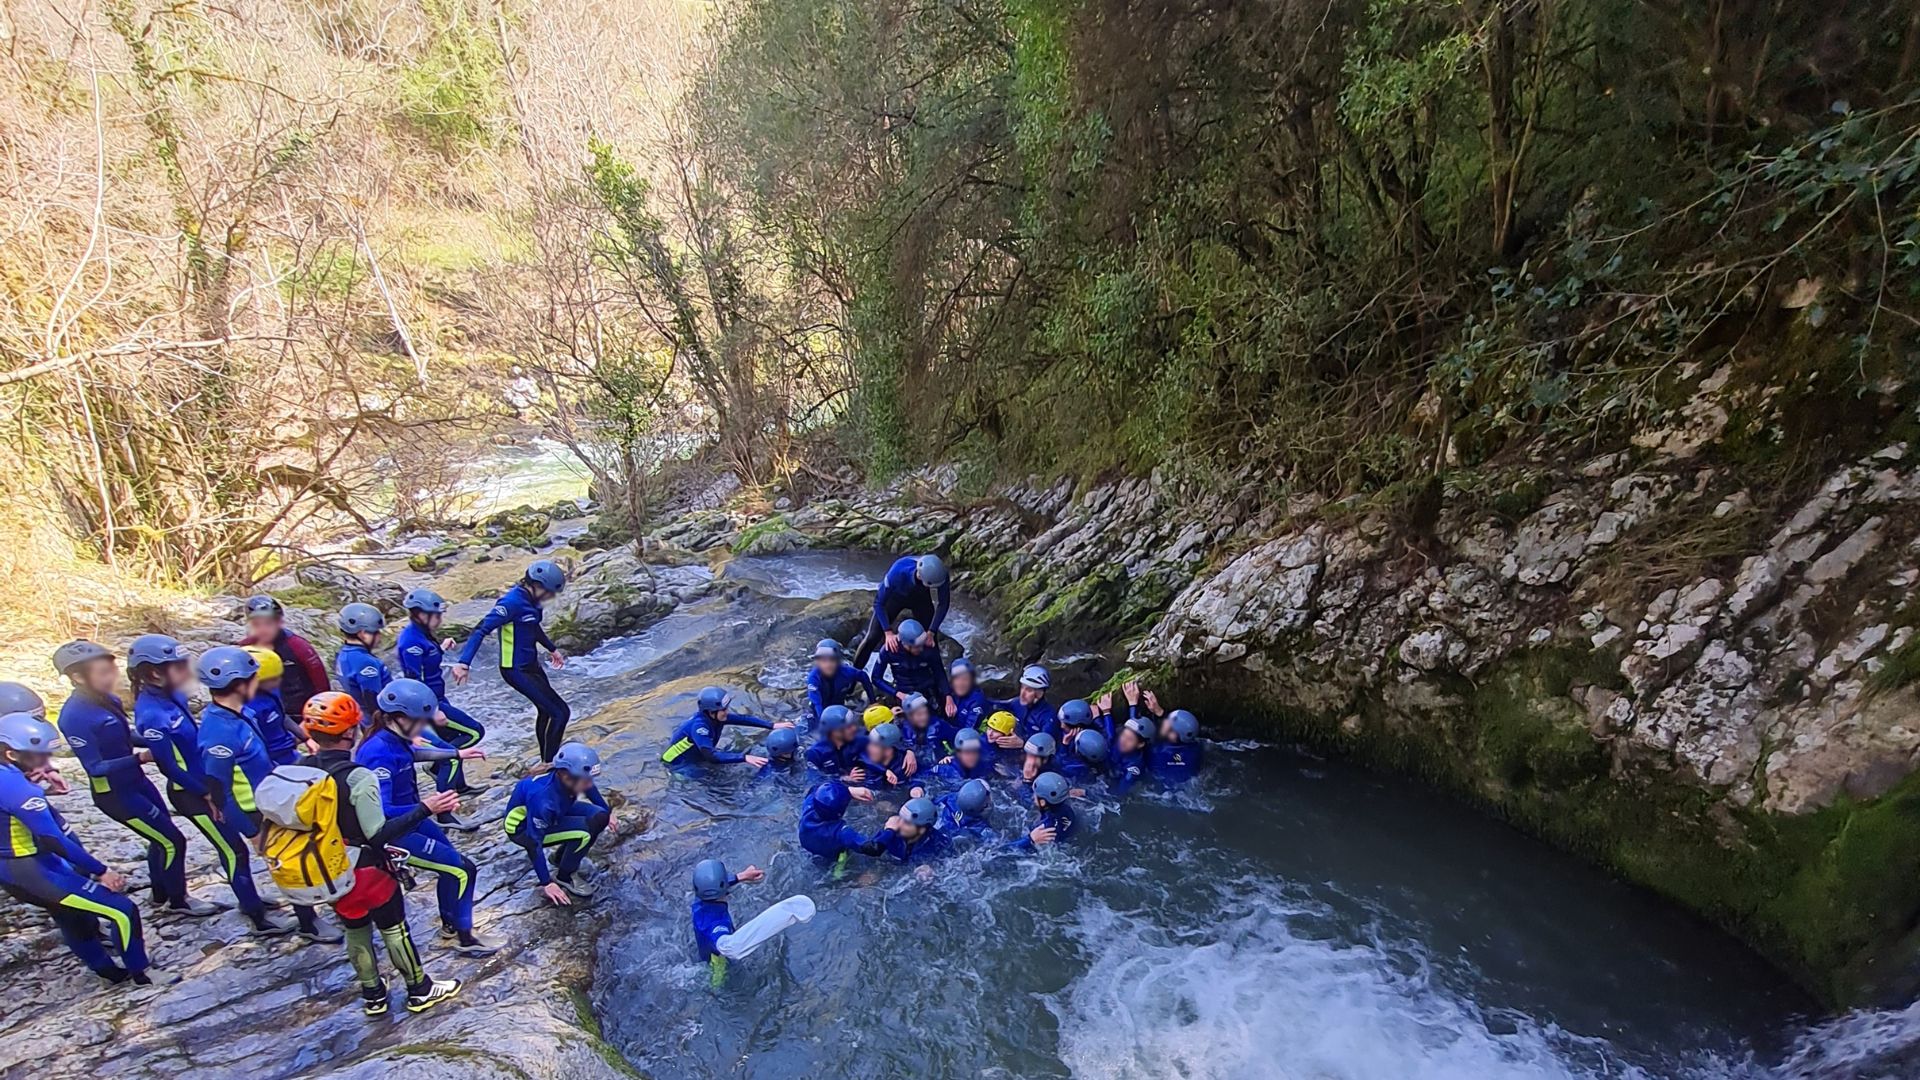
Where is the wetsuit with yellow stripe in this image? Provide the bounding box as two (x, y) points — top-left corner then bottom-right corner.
(355, 726), (476, 934)
(0, 762), (150, 979)
(55, 688), (192, 908)
(503, 771), (609, 887)
(133, 686), (268, 918)
(199, 700), (325, 936)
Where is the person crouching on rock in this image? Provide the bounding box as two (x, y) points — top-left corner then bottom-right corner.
(852, 553), (950, 667)
(300, 692), (463, 1017)
(449, 559), (571, 765)
(506, 741), (613, 907)
(660, 686), (792, 776)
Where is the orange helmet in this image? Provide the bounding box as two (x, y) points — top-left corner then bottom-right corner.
(303, 691), (362, 738)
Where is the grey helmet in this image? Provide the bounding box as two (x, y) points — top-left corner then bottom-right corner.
(901, 693), (930, 716)
(337, 603), (386, 636)
(896, 619), (926, 644)
(1074, 730), (1109, 763)
(125, 634), (185, 668)
(376, 678), (439, 722)
(901, 797), (938, 829)
(870, 722), (904, 750)
(1060, 699), (1093, 727)
(697, 686), (733, 714)
(692, 859), (733, 900)
(52, 639), (112, 676)
(1023, 732), (1056, 759)
(1018, 665), (1050, 690)
(1123, 715), (1156, 742)
(0, 712), (60, 754)
(812, 639), (842, 660)
(553, 742), (601, 779)
(949, 657), (975, 679)
(820, 705), (853, 731)
(403, 588), (447, 614)
(0, 683), (45, 719)
(915, 554), (949, 587)
(956, 778), (991, 816)
(951, 728), (984, 754)
(766, 727), (799, 759)
(524, 559), (567, 593)
(195, 646), (259, 690)
(1033, 771), (1070, 807)
(244, 595), (284, 618)
(1169, 709), (1200, 740)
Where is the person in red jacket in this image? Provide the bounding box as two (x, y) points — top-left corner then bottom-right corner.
(239, 595), (331, 720)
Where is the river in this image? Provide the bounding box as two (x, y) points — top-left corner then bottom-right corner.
(442, 549), (1918, 1079)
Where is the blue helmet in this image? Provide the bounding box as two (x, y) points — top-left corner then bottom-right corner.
(915, 554), (949, 587)
(53, 639), (113, 675)
(820, 705), (852, 731)
(1033, 771), (1070, 806)
(811, 780), (852, 818)
(896, 619), (926, 644)
(1123, 715), (1156, 742)
(1169, 709), (1199, 740)
(525, 559), (567, 593)
(1023, 732), (1056, 759)
(403, 588), (447, 614)
(0, 712), (60, 754)
(870, 722), (903, 750)
(949, 657), (975, 679)
(553, 742), (601, 779)
(376, 678), (439, 722)
(1060, 699), (1093, 727)
(244, 595), (284, 618)
(1019, 665), (1050, 690)
(812, 639), (842, 660)
(692, 859), (732, 900)
(766, 727), (799, 759)
(901, 693), (930, 715)
(956, 778), (991, 816)
(951, 728), (983, 754)
(697, 686), (732, 714)
(195, 645), (259, 690)
(125, 634), (184, 668)
(337, 603), (385, 636)
(1074, 730), (1109, 764)
(0, 683), (44, 719)
(901, 797), (938, 829)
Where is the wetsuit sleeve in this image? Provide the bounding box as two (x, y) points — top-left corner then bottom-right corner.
(868, 654), (900, 699)
(64, 712), (139, 778)
(683, 721), (744, 764)
(519, 807), (555, 884)
(347, 768), (431, 849)
(726, 712), (775, 732)
(288, 635), (331, 694)
(456, 603), (514, 666)
(930, 583), (950, 633)
(409, 743), (460, 764)
(280, 711), (308, 746)
(584, 784), (610, 812)
(873, 576), (893, 631)
(398, 637), (427, 681)
(15, 798), (108, 875)
(139, 721), (198, 790)
(851, 668), (876, 700)
(806, 675), (828, 721)
(532, 618), (555, 651)
(847, 825), (894, 857)
(369, 749), (408, 816)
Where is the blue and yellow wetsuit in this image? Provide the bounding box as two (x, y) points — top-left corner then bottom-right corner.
(503, 771), (609, 887)
(691, 893), (735, 985)
(661, 708), (774, 773)
(133, 686), (267, 917)
(56, 689), (191, 908)
(948, 687), (991, 730)
(355, 726), (476, 934)
(795, 782), (894, 865)
(0, 762), (149, 978)
(398, 620), (485, 792)
(456, 583), (570, 763)
(335, 641), (389, 720)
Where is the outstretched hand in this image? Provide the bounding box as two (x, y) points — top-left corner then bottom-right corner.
(736, 865), (766, 884)
(1028, 825), (1057, 846)
(745, 755), (769, 769)
(449, 662), (471, 686)
(1124, 681), (1141, 706)
(543, 882), (572, 906)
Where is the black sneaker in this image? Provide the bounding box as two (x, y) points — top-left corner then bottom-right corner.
(405, 978), (462, 1013)
(436, 812), (480, 833)
(297, 920), (344, 945)
(131, 968), (181, 987)
(362, 983), (391, 1017)
(450, 933), (501, 958)
(556, 876), (598, 900)
(167, 896), (223, 918)
(456, 781), (491, 796)
(249, 911), (298, 936)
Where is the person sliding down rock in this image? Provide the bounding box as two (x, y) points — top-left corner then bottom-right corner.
(449, 560), (572, 765)
(660, 687), (793, 776)
(690, 858), (815, 987)
(505, 741), (614, 906)
(852, 553), (950, 667)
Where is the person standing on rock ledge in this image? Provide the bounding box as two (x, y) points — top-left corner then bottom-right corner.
(240, 594), (332, 723)
(398, 588), (488, 796)
(851, 553), (950, 667)
(450, 559), (572, 765)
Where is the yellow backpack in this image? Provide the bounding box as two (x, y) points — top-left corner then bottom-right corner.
(257, 764), (356, 905)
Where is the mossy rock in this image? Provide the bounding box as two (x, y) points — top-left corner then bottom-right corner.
(406, 553), (438, 572)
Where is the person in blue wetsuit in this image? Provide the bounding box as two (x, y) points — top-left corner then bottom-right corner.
(52, 640), (217, 917)
(858, 722), (924, 793)
(240, 647), (306, 765)
(934, 727), (996, 784)
(355, 679), (499, 956)
(943, 658), (990, 729)
(852, 553), (950, 667)
(803, 706), (870, 779)
(194, 646), (341, 944)
(875, 796), (947, 863)
(1150, 705), (1204, 785)
(897, 693), (953, 763)
(398, 588), (487, 795)
(129, 635), (293, 935)
(756, 727), (802, 781)
(1110, 711), (1154, 797)
(505, 741), (612, 906)
(937, 779), (997, 843)
(1057, 698), (1110, 747)
(867, 619), (950, 705)
(796, 780), (892, 869)
(450, 560), (571, 764)
(986, 665), (1057, 753)
(1058, 729), (1109, 786)
(1008, 771), (1076, 851)
(690, 858), (762, 982)
(661, 687), (790, 774)
(334, 602), (393, 720)
(805, 640), (874, 728)
(0, 712), (166, 986)
(1018, 731), (1057, 784)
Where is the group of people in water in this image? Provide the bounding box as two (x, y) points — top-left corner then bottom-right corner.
(0, 551), (1205, 1017)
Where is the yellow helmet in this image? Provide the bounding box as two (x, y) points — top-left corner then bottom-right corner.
(985, 710), (1018, 736)
(863, 704), (895, 731)
(243, 646), (284, 682)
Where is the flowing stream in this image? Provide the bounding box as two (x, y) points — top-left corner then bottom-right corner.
(445, 550), (1918, 1079)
